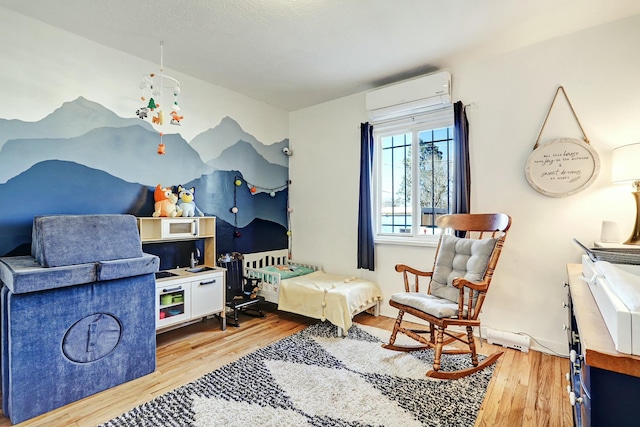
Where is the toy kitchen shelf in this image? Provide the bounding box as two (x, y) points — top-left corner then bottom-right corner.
(137, 216), (216, 266)
(136, 217), (224, 331)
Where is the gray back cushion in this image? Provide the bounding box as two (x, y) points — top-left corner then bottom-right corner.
(431, 234), (497, 304)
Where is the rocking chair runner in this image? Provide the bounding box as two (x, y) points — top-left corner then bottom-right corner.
(383, 213), (512, 379)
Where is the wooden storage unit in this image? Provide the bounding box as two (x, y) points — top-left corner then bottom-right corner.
(137, 217), (224, 331)
(565, 264), (640, 426)
(137, 217), (216, 266)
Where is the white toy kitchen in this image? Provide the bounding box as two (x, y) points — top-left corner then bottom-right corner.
(137, 217), (226, 331)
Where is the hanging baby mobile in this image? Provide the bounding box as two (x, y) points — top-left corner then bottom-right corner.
(135, 41), (183, 155)
(230, 176), (293, 257)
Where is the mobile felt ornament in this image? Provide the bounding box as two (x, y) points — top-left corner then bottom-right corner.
(525, 86), (599, 197)
(135, 41), (183, 155)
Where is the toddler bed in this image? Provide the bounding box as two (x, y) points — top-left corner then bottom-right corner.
(243, 250), (382, 336)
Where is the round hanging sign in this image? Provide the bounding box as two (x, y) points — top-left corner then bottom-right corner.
(525, 137), (600, 197)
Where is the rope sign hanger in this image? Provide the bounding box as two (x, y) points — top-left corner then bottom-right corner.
(533, 86), (590, 150)
(525, 86), (599, 198)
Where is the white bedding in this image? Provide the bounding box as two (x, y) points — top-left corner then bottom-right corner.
(277, 271), (382, 333)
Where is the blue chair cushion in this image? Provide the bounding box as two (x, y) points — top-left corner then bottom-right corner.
(0, 256), (96, 294)
(97, 254), (159, 281)
(0, 254), (160, 294)
(31, 214), (143, 268)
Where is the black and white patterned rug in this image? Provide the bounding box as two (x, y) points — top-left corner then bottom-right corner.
(100, 322), (495, 427)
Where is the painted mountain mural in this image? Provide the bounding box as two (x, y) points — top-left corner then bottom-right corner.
(207, 141), (288, 193)
(191, 116), (289, 168)
(0, 97), (289, 258)
(0, 97), (155, 152)
(0, 125), (214, 185)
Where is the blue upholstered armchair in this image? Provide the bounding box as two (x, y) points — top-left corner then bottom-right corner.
(0, 214), (159, 424)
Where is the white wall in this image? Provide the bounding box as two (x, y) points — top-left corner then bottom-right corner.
(289, 14), (640, 354)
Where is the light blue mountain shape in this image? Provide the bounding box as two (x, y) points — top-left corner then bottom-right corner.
(207, 140), (288, 193)
(0, 125), (214, 186)
(191, 116), (289, 167)
(0, 98), (288, 194)
(0, 96), (154, 150)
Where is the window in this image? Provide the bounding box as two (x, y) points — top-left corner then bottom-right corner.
(373, 108), (454, 242)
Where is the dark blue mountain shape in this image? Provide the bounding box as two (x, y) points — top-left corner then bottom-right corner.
(0, 160), (153, 257)
(207, 141), (288, 193)
(0, 125), (215, 185)
(191, 116), (289, 167)
(0, 96), (154, 150)
(181, 169), (288, 229)
(128, 216), (287, 270)
(0, 160), (286, 257)
(217, 218), (287, 255)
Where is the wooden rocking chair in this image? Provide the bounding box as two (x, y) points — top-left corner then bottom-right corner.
(383, 213), (511, 379)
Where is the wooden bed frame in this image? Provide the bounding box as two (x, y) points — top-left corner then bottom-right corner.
(242, 249), (380, 336)
(242, 249), (318, 304)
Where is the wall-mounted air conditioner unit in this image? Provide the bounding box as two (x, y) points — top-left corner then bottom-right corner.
(365, 71), (451, 121)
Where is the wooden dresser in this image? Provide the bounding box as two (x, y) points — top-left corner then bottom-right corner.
(565, 264), (640, 426)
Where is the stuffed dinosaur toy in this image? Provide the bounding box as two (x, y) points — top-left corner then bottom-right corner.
(152, 184), (183, 217)
(176, 185), (204, 217)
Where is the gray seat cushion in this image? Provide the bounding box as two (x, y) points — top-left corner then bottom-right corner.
(390, 292), (468, 318)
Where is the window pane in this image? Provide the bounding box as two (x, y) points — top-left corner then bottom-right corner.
(380, 132), (412, 234)
(432, 127), (449, 142)
(418, 127), (453, 234)
(374, 108), (454, 240)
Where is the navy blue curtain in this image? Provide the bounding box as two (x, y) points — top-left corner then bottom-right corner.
(453, 101), (470, 214)
(357, 122), (375, 271)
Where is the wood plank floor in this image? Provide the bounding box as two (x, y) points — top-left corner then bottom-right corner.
(0, 306), (573, 426)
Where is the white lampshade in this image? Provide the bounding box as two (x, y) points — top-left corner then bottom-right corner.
(612, 143), (640, 183)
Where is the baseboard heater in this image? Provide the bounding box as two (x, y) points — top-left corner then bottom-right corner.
(485, 328), (530, 353)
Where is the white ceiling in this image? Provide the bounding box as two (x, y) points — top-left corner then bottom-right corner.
(2, 0), (640, 111)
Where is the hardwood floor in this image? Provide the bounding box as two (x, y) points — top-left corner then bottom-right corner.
(0, 306), (573, 426)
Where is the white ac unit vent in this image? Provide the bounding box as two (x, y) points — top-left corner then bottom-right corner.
(365, 71), (451, 121)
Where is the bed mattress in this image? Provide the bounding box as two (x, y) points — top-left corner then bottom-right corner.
(277, 271), (382, 334)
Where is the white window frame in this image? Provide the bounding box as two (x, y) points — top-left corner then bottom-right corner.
(372, 107), (454, 246)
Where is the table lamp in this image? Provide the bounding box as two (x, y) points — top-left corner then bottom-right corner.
(612, 143), (640, 245)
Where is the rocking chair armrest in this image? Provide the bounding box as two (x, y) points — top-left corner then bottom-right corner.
(395, 264), (433, 277)
(452, 277), (488, 292)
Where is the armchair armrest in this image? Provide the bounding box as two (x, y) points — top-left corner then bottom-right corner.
(395, 264), (433, 293)
(452, 277), (489, 292)
(452, 277), (490, 319)
(395, 264), (433, 276)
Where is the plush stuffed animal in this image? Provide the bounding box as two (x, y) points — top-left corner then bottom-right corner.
(176, 185), (204, 217)
(152, 184), (183, 217)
